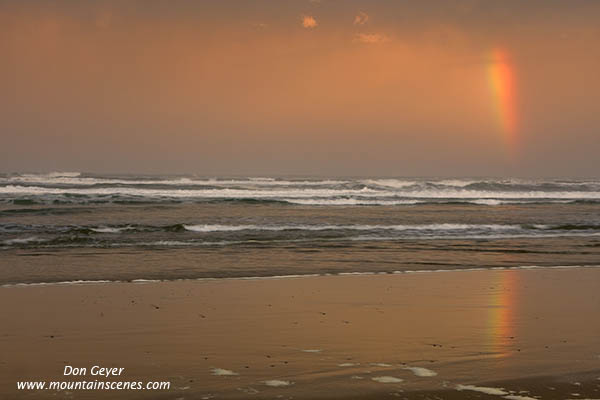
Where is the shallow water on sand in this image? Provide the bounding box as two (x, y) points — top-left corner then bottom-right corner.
(1, 268), (599, 399)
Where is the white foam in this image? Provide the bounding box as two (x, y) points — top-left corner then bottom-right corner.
(339, 272), (377, 276)
(90, 227), (128, 233)
(1, 236), (47, 245)
(360, 179), (418, 188)
(403, 366), (437, 377)
(288, 199), (420, 205)
(184, 224), (257, 232)
(2, 280), (115, 288)
(301, 349), (322, 353)
(183, 223), (521, 233)
(338, 363), (359, 367)
(6, 182), (600, 202)
(248, 177), (275, 182)
(456, 384), (508, 395)
(472, 199), (503, 205)
(234, 274), (322, 280)
(4, 175), (348, 187)
(210, 368), (238, 376)
(370, 363), (393, 367)
(503, 395), (538, 400)
(0, 185), (387, 199)
(0, 273), (324, 288)
(146, 241), (195, 246)
(263, 380), (293, 387)
(372, 376), (403, 383)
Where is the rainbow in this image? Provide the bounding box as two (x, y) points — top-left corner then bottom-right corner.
(487, 48), (518, 154)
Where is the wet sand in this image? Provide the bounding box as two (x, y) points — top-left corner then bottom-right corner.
(1, 267), (599, 399)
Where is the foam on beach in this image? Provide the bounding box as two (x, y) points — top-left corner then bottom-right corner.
(210, 368), (238, 376)
(403, 366), (438, 377)
(371, 376), (403, 383)
(338, 362), (359, 367)
(456, 384), (508, 395)
(2, 279), (116, 288)
(263, 380), (293, 387)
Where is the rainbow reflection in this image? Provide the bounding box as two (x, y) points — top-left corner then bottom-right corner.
(487, 48), (518, 154)
(488, 270), (518, 356)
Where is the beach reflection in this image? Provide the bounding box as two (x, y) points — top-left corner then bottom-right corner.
(488, 269), (518, 357)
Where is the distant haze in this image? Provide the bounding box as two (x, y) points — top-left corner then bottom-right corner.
(1, 0), (599, 177)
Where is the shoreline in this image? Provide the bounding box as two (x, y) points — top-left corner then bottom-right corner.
(2, 267), (599, 399)
(2, 263), (600, 288)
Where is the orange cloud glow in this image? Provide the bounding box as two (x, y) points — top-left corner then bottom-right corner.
(302, 15), (317, 28)
(354, 11), (369, 26)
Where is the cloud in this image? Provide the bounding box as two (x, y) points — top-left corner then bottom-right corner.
(353, 11), (369, 26)
(354, 33), (390, 44)
(302, 15), (317, 28)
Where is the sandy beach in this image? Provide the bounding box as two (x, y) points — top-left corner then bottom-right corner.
(2, 266), (599, 399)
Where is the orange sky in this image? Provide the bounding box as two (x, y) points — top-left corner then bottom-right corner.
(1, 1), (599, 176)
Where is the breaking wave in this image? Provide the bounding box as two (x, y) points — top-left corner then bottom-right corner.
(3, 222), (600, 250)
(1, 174), (600, 206)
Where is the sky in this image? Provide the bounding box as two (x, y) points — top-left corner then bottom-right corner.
(1, 0), (599, 177)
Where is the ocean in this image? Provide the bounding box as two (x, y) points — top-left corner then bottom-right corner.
(1, 172), (599, 285)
